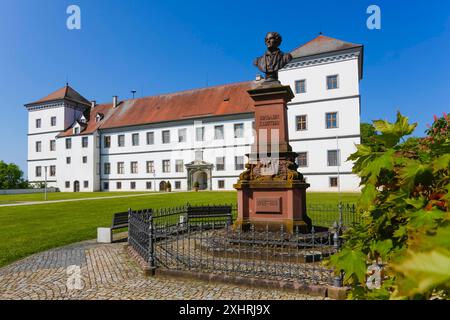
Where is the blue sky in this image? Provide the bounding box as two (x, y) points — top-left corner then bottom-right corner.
(1, 0), (449, 177)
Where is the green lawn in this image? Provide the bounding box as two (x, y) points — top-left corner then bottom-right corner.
(0, 191), (360, 268)
(0, 191), (155, 205)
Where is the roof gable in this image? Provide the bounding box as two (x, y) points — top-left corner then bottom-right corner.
(290, 35), (362, 59)
(26, 85), (91, 106)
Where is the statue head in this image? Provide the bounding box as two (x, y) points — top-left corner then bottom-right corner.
(265, 32), (282, 51)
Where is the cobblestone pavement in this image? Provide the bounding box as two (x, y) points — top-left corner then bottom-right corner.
(0, 240), (327, 300)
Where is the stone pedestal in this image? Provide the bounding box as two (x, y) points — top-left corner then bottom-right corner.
(97, 227), (112, 243)
(233, 82), (311, 233)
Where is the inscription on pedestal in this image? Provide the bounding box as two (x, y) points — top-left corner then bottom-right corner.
(255, 197), (281, 213)
(259, 114), (280, 127)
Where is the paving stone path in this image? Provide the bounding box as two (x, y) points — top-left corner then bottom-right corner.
(0, 240), (327, 300)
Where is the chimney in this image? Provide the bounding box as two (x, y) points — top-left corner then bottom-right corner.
(91, 100), (96, 108)
(113, 96), (118, 108)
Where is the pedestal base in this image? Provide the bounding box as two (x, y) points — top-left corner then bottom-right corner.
(233, 181), (312, 234)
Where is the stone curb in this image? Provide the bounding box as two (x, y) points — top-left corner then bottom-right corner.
(126, 245), (349, 299)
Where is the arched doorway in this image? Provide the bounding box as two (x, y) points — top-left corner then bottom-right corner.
(159, 181), (166, 192)
(185, 160), (213, 191)
(192, 171), (208, 190)
(73, 181), (80, 192)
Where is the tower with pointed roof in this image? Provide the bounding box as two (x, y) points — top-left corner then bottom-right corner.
(24, 84), (91, 188)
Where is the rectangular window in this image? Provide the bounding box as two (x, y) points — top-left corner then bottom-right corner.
(36, 119), (41, 128)
(35, 141), (42, 152)
(116, 182), (122, 190)
(36, 166), (42, 177)
(296, 115), (307, 131)
(74, 127), (80, 135)
(84, 181), (89, 188)
(82, 137), (88, 148)
(132, 133), (139, 146)
(146, 182), (152, 190)
(130, 182), (136, 190)
(218, 180), (225, 189)
(162, 130), (170, 144)
(327, 75), (339, 90)
(131, 161), (138, 174)
(118, 135), (125, 147)
(235, 156), (244, 170)
(146, 132), (154, 145)
(327, 150), (340, 166)
(104, 162), (111, 174)
(326, 112), (338, 129)
(65, 181), (70, 188)
(51, 116), (56, 126)
(50, 140), (56, 151)
(103, 182), (109, 190)
(162, 160), (170, 173)
(178, 129), (187, 143)
(49, 165), (56, 177)
(82, 156), (87, 164)
(295, 79), (306, 94)
(66, 157), (71, 164)
(175, 181), (181, 189)
(104, 136), (111, 148)
(297, 152), (308, 167)
(214, 125), (224, 140)
(329, 177), (339, 187)
(234, 123), (244, 138)
(216, 157), (225, 171)
(146, 161), (154, 173)
(66, 138), (72, 149)
(196, 127), (205, 141)
(117, 162), (124, 174)
(176, 160), (184, 173)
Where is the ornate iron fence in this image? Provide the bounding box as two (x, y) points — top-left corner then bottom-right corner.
(128, 204), (346, 286)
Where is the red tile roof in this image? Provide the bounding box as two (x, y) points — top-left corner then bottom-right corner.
(26, 85), (91, 106)
(58, 81), (256, 137)
(290, 35), (362, 59)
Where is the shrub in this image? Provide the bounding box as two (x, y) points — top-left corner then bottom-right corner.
(328, 112), (450, 300)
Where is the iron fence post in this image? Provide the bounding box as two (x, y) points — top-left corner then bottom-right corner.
(332, 229), (344, 287)
(148, 212), (157, 276)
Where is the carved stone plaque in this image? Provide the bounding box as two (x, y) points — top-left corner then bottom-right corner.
(255, 197), (281, 213)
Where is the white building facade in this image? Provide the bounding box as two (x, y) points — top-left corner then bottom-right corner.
(25, 35), (363, 193)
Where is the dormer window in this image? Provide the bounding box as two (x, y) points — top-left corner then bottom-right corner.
(74, 127), (80, 135)
(95, 113), (104, 123)
(79, 115), (87, 124)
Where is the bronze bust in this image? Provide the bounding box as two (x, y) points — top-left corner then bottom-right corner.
(254, 32), (292, 82)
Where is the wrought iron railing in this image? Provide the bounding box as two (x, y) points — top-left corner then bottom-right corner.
(128, 204), (348, 286)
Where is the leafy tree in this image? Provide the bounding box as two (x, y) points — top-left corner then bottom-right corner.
(0, 161), (28, 189)
(328, 112), (450, 299)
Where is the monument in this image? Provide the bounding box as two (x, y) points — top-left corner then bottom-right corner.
(234, 32), (312, 233)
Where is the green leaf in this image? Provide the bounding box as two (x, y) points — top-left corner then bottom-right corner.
(372, 112), (417, 147)
(330, 248), (367, 285)
(405, 197), (427, 209)
(358, 184), (377, 210)
(361, 149), (395, 184)
(393, 248), (450, 295)
(408, 208), (446, 229)
(399, 160), (433, 191)
(432, 154), (450, 172)
(370, 239), (393, 261)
